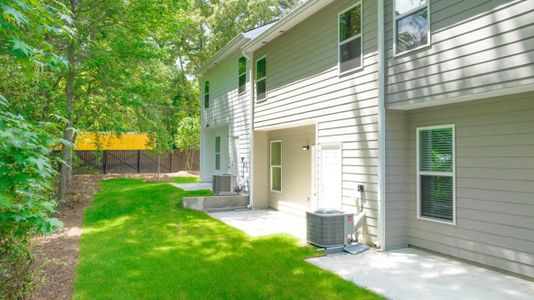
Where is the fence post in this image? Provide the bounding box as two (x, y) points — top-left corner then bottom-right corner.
(137, 150), (141, 174)
(170, 150), (174, 173)
(103, 150), (107, 174)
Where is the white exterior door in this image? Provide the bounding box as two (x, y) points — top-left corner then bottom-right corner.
(318, 144), (342, 210)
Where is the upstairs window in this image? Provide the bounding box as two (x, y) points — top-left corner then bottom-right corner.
(256, 56), (267, 101)
(238, 56), (247, 94)
(338, 3), (362, 74)
(204, 81), (210, 109)
(394, 0), (430, 55)
(417, 125), (455, 224)
(215, 136), (221, 171)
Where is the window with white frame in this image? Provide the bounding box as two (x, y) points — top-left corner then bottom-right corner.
(215, 136), (221, 171)
(256, 56), (266, 101)
(270, 140), (282, 192)
(204, 81), (210, 109)
(338, 3), (362, 73)
(394, 0), (430, 55)
(238, 56), (247, 94)
(417, 125), (455, 223)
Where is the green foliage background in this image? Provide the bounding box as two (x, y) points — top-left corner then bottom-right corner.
(0, 0), (302, 297)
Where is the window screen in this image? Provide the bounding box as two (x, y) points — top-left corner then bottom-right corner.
(204, 81), (210, 109)
(215, 136), (221, 171)
(339, 4), (362, 73)
(238, 56), (246, 94)
(417, 125), (455, 223)
(256, 57), (266, 100)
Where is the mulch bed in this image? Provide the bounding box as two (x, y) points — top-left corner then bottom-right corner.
(30, 172), (197, 299)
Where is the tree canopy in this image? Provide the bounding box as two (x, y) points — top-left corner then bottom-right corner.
(0, 0), (301, 296)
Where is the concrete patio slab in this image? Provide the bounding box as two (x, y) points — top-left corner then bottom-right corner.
(171, 182), (212, 191)
(308, 247), (534, 300)
(208, 209), (306, 240)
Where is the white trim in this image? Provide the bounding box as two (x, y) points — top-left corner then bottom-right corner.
(255, 55), (267, 102)
(238, 56), (247, 95)
(243, 50), (255, 208)
(393, 0), (431, 56)
(317, 143), (343, 210)
(338, 2), (364, 75)
(270, 140), (282, 193)
(377, 0), (387, 250)
(215, 135), (221, 171)
(204, 80), (210, 109)
(416, 124), (456, 226)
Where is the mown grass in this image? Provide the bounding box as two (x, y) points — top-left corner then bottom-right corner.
(171, 176), (199, 183)
(73, 178), (382, 299)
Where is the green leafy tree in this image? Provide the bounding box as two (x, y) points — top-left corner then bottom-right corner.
(174, 117), (201, 170)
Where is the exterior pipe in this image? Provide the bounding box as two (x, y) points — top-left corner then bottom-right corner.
(377, 0), (387, 251)
(242, 50), (255, 209)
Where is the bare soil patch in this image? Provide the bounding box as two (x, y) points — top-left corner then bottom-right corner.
(30, 172), (197, 299)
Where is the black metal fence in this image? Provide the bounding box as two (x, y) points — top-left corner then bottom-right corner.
(74, 150), (199, 174)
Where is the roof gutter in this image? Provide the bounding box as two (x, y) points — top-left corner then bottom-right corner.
(377, 0), (387, 251)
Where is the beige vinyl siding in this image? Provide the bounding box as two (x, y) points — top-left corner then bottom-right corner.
(384, 111), (409, 249)
(402, 92), (534, 278)
(267, 126), (315, 216)
(200, 49), (251, 184)
(252, 0), (380, 243)
(385, 0), (534, 108)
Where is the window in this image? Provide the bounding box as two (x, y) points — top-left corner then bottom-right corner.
(394, 0), (430, 55)
(204, 81), (210, 109)
(417, 125), (455, 224)
(215, 136), (221, 171)
(238, 56), (247, 94)
(270, 141), (282, 192)
(256, 56), (266, 101)
(338, 3), (362, 74)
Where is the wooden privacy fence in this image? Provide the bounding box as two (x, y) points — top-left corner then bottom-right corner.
(75, 150), (199, 174)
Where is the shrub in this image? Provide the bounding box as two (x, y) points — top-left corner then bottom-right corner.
(0, 98), (63, 298)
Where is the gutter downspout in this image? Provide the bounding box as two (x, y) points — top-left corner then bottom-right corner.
(243, 50), (254, 209)
(377, 0), (387, 251)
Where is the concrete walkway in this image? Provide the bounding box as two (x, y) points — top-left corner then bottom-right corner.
(171, 182), (212, 191)
(208, 209), (306, 240)
(308, 247), (534, 300)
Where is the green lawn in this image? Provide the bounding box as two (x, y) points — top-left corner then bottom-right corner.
(73, 178), (382, 299)
(171, 176), (200, 183)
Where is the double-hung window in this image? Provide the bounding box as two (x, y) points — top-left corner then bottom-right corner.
(215, 136), (221, 171)
(417, 125), (455, 224)
(338, 3), (362, 74)
(204, 81), (210, 109)
(270, 141), (282, 192)
(238, 56), (247, 94)
(256, 56), (267, 101)
(394, 0), (430, 55)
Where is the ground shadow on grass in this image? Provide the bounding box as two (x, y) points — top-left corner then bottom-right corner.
(73, 178), (382, 300)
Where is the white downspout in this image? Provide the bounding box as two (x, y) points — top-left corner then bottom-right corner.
(377, 0), (387, 251)
(243, 50), (254, 209)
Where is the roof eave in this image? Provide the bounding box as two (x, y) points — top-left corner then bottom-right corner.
(197, 33), (247, 77)
(242, 0), (335, 54)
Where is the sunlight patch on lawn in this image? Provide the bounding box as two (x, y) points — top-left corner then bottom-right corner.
(73, 178), (383, 300)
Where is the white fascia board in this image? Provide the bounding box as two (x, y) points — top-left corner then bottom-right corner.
(241, 0), (335, 55)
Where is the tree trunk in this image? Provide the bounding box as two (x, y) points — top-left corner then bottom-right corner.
(58, 3), (78, 200)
